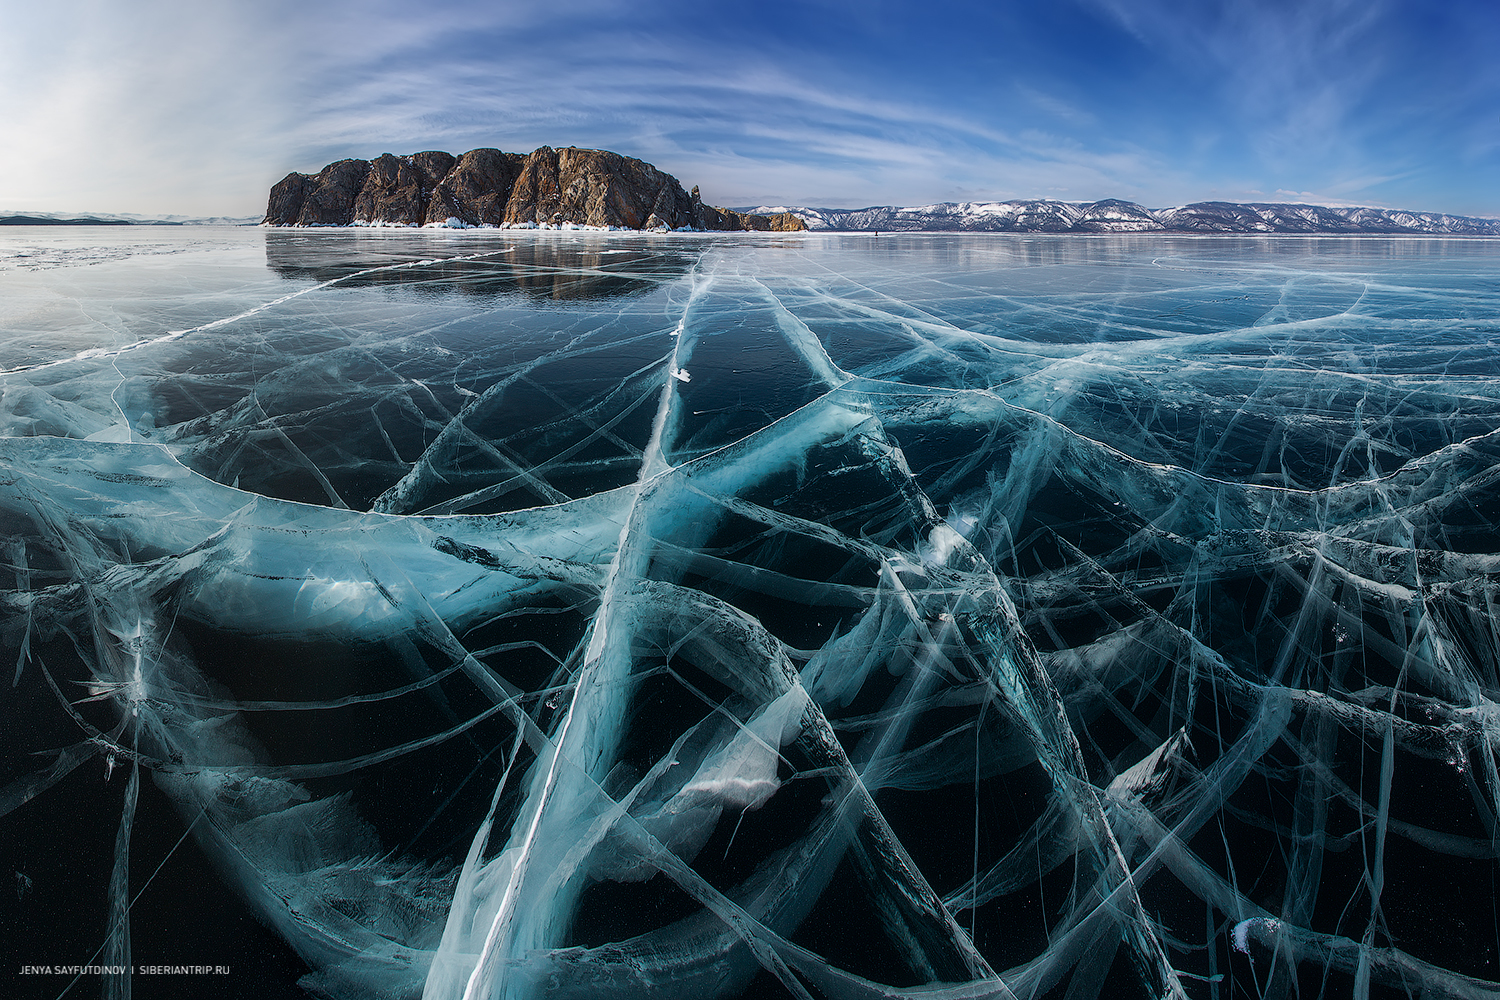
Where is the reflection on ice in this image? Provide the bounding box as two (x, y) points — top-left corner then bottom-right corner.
(263, 230), (698, 301)
(4, 230), (1500, 999)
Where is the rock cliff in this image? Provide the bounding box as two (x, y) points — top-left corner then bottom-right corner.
(264, 147), (805, 232)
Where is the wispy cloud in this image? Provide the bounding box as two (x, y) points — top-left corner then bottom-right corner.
(0, 0), (1494, 216)
(1082, 0), (1500, 211)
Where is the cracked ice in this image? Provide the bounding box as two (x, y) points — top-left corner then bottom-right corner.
(4, 228), (1500, 999)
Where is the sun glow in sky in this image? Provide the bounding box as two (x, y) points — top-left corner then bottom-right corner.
(2, 0), (1496, 218)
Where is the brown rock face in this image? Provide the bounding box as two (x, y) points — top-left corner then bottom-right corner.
(502, 147), (695, 229)
(423, 149), (526, 226)
(264, 159), (373, 226)
(352, 151), (456, 225)
(689, 187), (735, 232)
(263, 146), (793, 232)
(294, 159), (372, 226)
(264, 172), (311, 226)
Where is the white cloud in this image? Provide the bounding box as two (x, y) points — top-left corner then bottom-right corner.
(1, 0), (1491, 216)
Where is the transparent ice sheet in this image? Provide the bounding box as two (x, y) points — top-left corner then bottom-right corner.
(4, 229), (1500, 999)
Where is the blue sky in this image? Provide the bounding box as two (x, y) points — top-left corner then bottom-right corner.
(2, 0), (1496, 217)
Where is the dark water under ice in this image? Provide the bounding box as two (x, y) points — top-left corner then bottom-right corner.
(3, 227), (1500, 1000)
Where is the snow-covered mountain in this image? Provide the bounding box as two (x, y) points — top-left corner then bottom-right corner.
(743, 199), (1500, 235)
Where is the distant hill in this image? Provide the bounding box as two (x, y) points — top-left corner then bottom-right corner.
(264, 147), (806, 232)
(0, 211), (260, 226)
(743, 199), (1500, 235)
(1, 215), (131, 226)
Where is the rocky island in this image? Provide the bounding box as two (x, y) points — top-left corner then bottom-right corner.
(264, 146), (805, 232)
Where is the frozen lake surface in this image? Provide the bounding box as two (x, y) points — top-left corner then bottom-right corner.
(3, 227), (1500, 999)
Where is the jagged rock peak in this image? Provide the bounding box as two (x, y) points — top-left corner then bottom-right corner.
(354, 151), (455, 227)
(263, 147), (805, 232)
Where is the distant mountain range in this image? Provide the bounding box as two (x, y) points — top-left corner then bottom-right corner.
(0, 214), (130, 226)
(743, 199), (1500, 235)
(8, 195), (1496, 236)
(0, 211), (261, 226)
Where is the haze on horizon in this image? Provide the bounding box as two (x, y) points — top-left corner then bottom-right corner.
(1, 0), (1496, 220)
